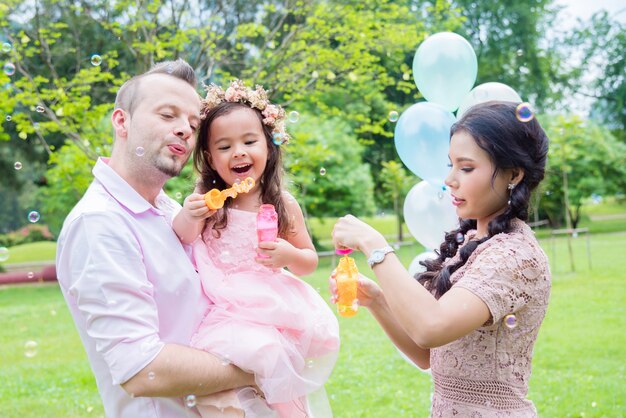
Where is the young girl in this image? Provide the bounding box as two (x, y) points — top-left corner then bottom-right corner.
(173, 80), (339, 417)
(330, 101), (550, 416)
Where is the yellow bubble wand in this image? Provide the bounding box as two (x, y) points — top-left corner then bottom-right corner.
(203, 177), (255, 209)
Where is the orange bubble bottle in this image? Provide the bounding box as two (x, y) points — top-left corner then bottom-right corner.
(335, 248), (359, 317)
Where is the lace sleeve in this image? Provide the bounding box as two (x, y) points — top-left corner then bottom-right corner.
(453, 236), (546, 325)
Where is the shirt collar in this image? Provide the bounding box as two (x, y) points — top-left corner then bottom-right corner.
(93, 157), (158, 215)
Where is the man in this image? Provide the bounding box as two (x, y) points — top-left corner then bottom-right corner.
(56, 59), (254, 417)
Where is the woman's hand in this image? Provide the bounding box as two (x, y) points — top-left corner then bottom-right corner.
(332, 214), (386, 253)
(329, 270), (385, 309)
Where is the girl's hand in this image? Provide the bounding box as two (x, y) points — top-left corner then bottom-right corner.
(181, 193), (215, 221)
(332, 214), (386, 253)
(329, 270), (385, 309)
(255, 238), (294, 269)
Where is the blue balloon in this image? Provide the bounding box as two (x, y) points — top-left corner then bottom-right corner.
(394, 102), (456, 187)
(413, 32), (478, 112)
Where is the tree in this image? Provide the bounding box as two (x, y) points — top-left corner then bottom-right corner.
(539, 114), (626, 228)
(379, 160), (413, 242)
(285, 113), (376, 221)
(566, 11), (626, 142)
(452, 0), (576, 111)
(1, 0), (445, 233)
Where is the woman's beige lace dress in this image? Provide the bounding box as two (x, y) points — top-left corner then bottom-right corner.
(429, 219), (551, 417)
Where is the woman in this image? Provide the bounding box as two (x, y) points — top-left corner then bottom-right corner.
(331, 101), (550, 416)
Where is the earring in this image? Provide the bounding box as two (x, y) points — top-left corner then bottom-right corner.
(507, 183), (515, 205)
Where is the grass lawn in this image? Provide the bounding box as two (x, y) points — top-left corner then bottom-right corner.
(1, 232), (624, 417)
(0, 241), (57, 265)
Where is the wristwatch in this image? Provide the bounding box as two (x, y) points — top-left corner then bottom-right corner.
(367, 245), (395, 268)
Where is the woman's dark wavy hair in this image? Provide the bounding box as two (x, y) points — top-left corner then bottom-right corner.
(193, 101), (290, 238)
(417, 101), (549, 298)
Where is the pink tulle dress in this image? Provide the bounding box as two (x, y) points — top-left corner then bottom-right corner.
(190, 209), (340, 417)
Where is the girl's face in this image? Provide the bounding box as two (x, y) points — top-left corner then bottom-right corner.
(445, 130), (514, 227)
(207, 107), (269, 189)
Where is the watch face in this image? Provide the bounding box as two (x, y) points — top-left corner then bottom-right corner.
(372, 251), (384, 262)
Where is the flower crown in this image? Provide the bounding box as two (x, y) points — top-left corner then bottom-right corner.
(201, 79), (290, 145)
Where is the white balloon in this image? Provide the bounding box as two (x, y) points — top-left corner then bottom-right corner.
(456, 82), (522, 118)
(408, 251), (438, 277)
(403, 181), (459, 250)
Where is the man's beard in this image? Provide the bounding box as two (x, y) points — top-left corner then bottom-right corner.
(154, 154), (186, 178)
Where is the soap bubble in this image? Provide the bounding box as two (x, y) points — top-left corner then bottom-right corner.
(28, 211), (41, 223)
(185, 395), (197, 408)
(388, 110), (399, 122)
(288, 111), (299, 123)
(24, 340), (38, 358)
(272, 133), (285, 146)
(515, 103), (534, 122)
(90, 54), (102, 66)
(3, 62), (16, 76)
(504, 314), (517, 329)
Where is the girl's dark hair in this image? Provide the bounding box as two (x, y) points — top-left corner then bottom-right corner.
(417, 101), (549, 298)
(193, 101), (290, 238)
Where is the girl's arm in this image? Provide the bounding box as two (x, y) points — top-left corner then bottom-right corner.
(333, 215), (491, 349)
(330, 273), (431, 369)
(256, 193), (318, 276)
(172, 192), (215, 244)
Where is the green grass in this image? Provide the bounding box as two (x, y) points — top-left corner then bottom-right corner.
(0, 241), (57, 264)
(309, 215), (410, 249)
(581, 196), (626, 216)
(1, 233), (624, 417)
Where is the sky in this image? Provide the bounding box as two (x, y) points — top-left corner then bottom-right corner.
(556, 0), (626, 26)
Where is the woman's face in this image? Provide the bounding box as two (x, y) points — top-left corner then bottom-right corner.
(445, 130), (513, 226)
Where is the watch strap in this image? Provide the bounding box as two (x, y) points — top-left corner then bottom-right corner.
(367, 245), (395, 268)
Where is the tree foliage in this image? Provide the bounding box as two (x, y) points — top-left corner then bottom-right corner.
(539, 114), (626, 228)
(285, 113), (376, 219)
(0, 0), (623, 237)
(452, 0), (575, 111)
(566, 11), (626, 142)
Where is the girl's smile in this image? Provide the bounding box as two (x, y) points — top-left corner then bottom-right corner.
(208, 107), (269, 190)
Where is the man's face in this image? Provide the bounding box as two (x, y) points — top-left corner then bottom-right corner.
(125, 74), (201, 178)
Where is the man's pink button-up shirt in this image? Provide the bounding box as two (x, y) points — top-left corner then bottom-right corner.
(56, 158), (210, 417)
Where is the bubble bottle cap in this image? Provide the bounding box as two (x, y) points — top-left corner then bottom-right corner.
(335, 248), (353, 255)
